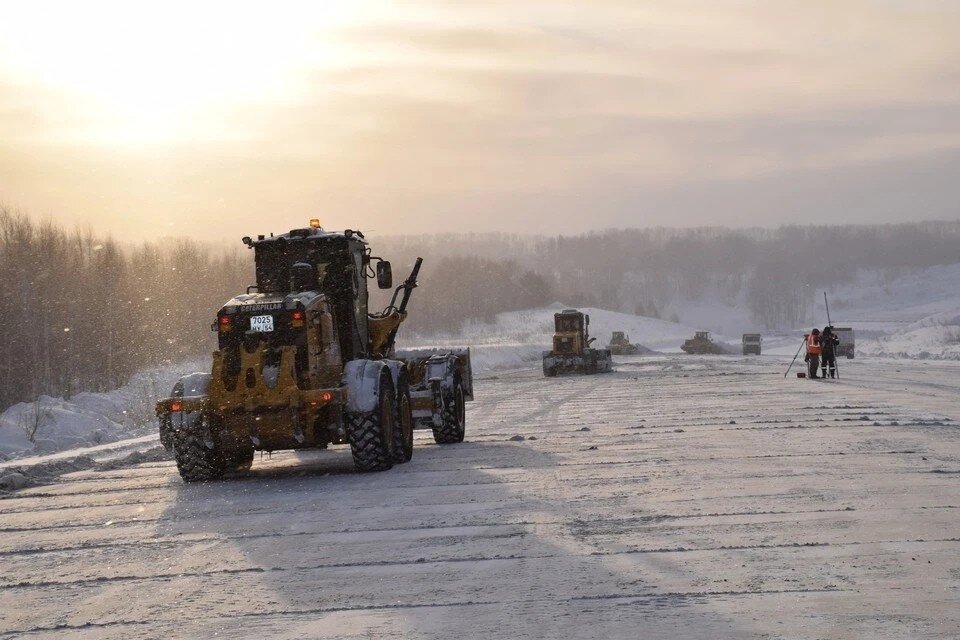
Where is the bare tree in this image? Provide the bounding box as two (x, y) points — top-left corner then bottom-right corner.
(19, 399), (52, 444)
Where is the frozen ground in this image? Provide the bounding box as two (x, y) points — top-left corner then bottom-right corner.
(1, 355), (958, 639)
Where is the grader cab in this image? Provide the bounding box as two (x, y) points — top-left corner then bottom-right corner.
(542, 309), (612, 376)
(156, 221), (472, 482)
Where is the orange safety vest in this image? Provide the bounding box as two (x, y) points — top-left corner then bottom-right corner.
(806, 334), (821, 355)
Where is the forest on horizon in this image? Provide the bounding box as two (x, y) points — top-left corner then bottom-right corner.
(2, 208), (959, 411)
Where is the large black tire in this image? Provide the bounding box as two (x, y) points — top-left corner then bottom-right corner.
(392, 374), (414, 464)
(173, 414), (226, 482)
(543, 361), (557, 377)
(346, 371), (396, 472)
(433, 376), (466, 444)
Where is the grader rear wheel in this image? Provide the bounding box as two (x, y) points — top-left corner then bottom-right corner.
(173, 414), (226, 482)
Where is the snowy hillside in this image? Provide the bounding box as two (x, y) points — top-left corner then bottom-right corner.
(816, 265), (960, 360)
(670, 264), (960, 360)
(817, 264), (960, 324)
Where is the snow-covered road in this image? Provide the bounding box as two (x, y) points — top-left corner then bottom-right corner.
(2, 356), (959, 639)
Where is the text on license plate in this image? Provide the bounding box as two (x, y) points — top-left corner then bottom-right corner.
(250, 315), (274, 332)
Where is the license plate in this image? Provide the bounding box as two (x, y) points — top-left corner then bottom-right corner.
(250, 315), (274, 332)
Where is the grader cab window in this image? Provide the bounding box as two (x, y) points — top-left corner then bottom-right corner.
(254, 245), (291, 293)
(556, 315), (582, 333)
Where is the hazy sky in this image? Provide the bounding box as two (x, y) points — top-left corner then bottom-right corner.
(1, 0), (959, 241)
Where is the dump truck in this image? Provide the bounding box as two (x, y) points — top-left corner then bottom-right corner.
(834, 327), (855, 359)
(156, 221), (473, 482)
(607, 331), (641, 355)
(681, 330), (727, 355)
(543, 309), (612, 376)
(742, 333), (762, 355)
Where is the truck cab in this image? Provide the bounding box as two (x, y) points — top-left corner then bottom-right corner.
(742, 333), (762, 355)
(833, 327), (855, 358)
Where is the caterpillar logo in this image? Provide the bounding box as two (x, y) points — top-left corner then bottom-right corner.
(243, 303), (283, 312)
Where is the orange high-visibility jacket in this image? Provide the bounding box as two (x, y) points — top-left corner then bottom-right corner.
(806, 334), (821, 355)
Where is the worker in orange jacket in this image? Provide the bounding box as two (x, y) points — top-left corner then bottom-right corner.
(804, 328), (822, 379)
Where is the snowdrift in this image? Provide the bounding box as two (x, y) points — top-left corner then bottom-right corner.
(0, 358), (207, 459)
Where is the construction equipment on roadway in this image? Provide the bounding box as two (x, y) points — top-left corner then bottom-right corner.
(543, 309), (612, 376)
(742, 333), (762, 355)
(156, 221), (473, 482)
(681, 331), (727, 355)
(607, 331), (642, 355)
(833, 327), (855, 359)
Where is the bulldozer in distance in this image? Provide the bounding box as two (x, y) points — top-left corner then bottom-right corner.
(156, 221), (473, 482)
(681, 330), (728, 355)
(543, 309), (612, 376)
(607, 331), (642, 355)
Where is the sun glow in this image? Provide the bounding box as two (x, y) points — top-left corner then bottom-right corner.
(0, 1), (355, 145)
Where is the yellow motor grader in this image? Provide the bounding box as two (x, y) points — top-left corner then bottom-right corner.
(542, 309), (612, 376)
(156, 221), (472, 482)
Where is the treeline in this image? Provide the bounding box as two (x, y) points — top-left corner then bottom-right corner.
(377, 221), (960, 331)
(372, 255), (555, 335)
(3, 210), (959, 410)
(0, 210), (249, 412)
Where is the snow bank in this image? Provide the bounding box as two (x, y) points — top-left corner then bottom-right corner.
(0, 358), (208, 459)
(818, 264), (960, 323)
(857, 309), (960, 360)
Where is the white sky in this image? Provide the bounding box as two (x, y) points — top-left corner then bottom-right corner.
(1, 0), (959, 240)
